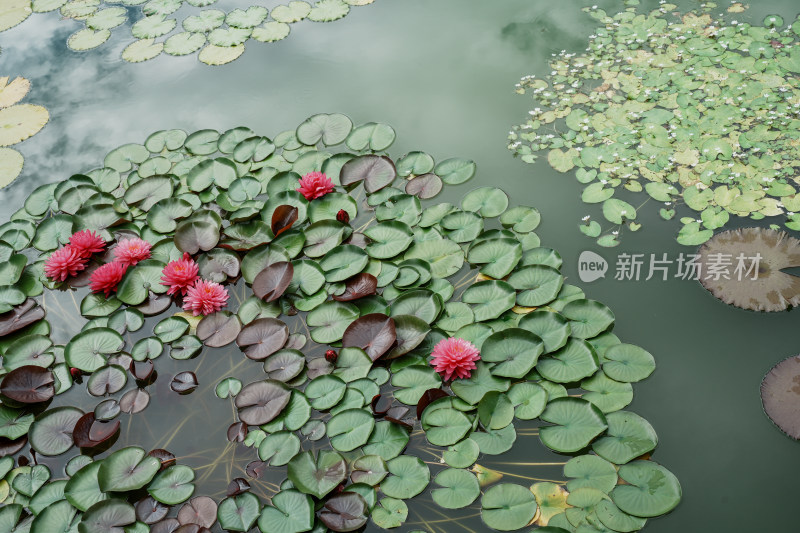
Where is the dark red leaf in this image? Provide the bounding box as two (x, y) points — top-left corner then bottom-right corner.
(285, 333), (306, 350)
(0, 299), (45, 337)
(333, 273), (377, 302)
(136, 496), (170, 524)
(340, 155), (397, 193)
(171, 372), (198, 394)
(120, 389), (150, 413)
(73, 412), (118, 448)
(130, 360), (155, 381)
(226, 478), (250, 496)
(371, 394), (391, 417)
(148, 449), (176, 470)
(227, 422), (247, 443)
(252, 262), (294, 302)
(271, 205), (298, 237)
(335, 209), (349, 224)
(89, 418), (120, 444)
(319, 492), (368, 532)
(0, 365), (54, 403)
(234, 380), (291, 426)
(0, 435), (27, 457)
(136, 292), (173, 316)
(416, 388), (449, 419)
(197, 312), (241, 347)
(178, 496), (217, 528)
(385, 417), (413, 432)
(341, 313), (396, 361)
(245, 460), (268, 479)
(386, 406), (409, 420)
(235, 317), (288, 360)
(405, 172), (443, 199)
(307, 357), (333, 379)
(150, 518), (180, 533)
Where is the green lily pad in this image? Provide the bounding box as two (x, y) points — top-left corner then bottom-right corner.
(481, 483), (538, 531)
(540, 397), (608, 453)
(610, 461), (681, 517)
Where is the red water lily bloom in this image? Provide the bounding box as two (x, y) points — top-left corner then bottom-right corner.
(182, 279), (228, 316)
(113, 237), (151, 267)
(69, 230), (105, 258)
(161, 253), (200, 296)
(297, 171), (334, 201)
(44, 246), (87, 281)
(89, 261), (127, 297)
(430, 337), (481, 381)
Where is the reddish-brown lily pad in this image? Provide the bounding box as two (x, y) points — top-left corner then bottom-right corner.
(234, 380), (291, 425)
(341, 313), (396, 361)
(136, 496), (170, 524)
(271, 205), (298, 237)
(405, 172), (443, 199)
(235, 317), (288, 360)
(252, 262), (294, 302)
(178, 496), (217, 528)
(227, 422), (247, 443)
(120, 389), (150, 414)
(171, 372), (198, 394)
(1, 365), (55, 403)
(0, 298), (45, 337)
(333, 273), (377, 302)
(319, 492), (369, 532)
(196, 312), (241, 347)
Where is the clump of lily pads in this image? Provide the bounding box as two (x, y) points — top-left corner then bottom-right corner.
(3, 0), (377, 66)
(0, 74), (49, 188)
(0, 113), (680, 532)
(509, 2), (800, 247)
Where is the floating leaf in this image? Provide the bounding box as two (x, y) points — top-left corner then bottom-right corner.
(381, 455), (430, 499)
(481, 483), (537, 531)
(611, 461), (682, 518)
(341, 313), (395, 361)
(540, 397), (608, 453)
(236, 317), (289, 360)
(0, 366), (54, 403)
(287, 450), (346, 499)
(235, 380), (291, 425)
(253, 261), (294, 302)
(196, 311), (241, 347)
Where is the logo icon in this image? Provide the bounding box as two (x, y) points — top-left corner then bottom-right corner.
(578, 251), (608, 283)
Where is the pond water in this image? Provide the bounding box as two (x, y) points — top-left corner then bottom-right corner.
(2, 0), (800, 532)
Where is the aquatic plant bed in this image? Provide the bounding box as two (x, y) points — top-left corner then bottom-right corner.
(0, 114), (680, 532)
(509, 2), (800, 247)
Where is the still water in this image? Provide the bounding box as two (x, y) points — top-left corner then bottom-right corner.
(2, 0), (800, 531)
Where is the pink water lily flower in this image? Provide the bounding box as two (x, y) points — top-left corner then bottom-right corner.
(89, 261), (127, 297)
(182, 279), (228, 316)
(69, 230), (106, 258)
(430, 337), (481, 381)
(161, 253), (200, 296)
(44, 246), (86, 281)
(297, 171), (334, 201)
(113, 237), (151, 267)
